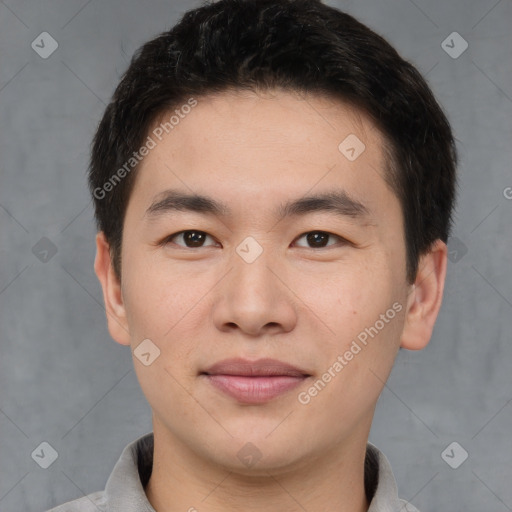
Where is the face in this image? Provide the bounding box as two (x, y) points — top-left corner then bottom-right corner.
(102, 89), (418, 474)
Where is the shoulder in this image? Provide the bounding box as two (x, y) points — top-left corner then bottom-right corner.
(45, 490), (106, 511)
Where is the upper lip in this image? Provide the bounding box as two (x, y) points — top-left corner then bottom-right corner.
(202, 358), (310, 377)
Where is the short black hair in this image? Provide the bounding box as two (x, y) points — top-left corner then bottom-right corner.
(89, 0), (458, 284)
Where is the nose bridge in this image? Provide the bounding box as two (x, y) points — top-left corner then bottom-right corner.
(230, 238), (277, 300)
(211, 238), (297, 335)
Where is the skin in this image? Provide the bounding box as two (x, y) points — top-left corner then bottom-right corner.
(94, 89), (447, 512)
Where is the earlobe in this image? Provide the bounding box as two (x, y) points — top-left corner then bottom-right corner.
(94, 232), (131, 346)
(400, 239), (448, 351)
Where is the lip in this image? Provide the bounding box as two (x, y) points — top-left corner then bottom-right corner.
(201, 358), (311, 404)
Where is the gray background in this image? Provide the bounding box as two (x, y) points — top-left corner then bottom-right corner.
(1, 0), (511, 510)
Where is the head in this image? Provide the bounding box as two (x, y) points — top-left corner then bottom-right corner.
(92, 0), (457, 474)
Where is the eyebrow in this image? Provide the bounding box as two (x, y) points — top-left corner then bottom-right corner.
(144, 188), (372, 224)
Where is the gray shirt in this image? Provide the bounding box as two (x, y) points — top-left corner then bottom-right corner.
(46, 432), (420, 512)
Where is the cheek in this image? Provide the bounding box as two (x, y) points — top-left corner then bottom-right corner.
(294, 258), (402, 398)
(125, 269), (208, 411)
(293, 256), (396, 343)
(121, 259), (208, 350)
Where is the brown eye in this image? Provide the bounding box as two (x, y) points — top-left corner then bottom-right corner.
(165, 230), (217, 248)
(294, 231), (345, 248)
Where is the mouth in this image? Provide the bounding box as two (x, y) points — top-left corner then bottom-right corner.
(200, 358), (311, 404)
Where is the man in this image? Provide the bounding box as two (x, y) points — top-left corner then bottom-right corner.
(48, 0), (457, 510)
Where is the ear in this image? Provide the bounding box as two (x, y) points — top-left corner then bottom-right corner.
(400, 239), (448, 350)
(94, 231), (131, 346)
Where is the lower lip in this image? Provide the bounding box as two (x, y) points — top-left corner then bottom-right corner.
(204, 374), (308, 404)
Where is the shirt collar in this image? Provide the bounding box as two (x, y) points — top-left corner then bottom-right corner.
(104, 432), (409, 511)
(104, 432), (156, 511)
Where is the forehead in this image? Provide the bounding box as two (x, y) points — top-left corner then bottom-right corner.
(127, 89), (394, 223)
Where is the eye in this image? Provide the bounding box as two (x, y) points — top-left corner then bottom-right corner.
(160, 230), (348, 250)
(163, 230), (218, 248)
(293, 231), (347, 249)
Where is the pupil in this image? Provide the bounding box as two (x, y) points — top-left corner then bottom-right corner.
(185, 231), (204, 247)
(307, 232), (328, 247)
(182, 231), (329, 248)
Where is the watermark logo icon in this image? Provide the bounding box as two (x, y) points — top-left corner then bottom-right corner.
(441, 441), (468, 469)
(338, 134), (366, 161)
(32, 237), (58, 263)
(236, 236), (263, 264)
(237, 442), (263, 468)
(447, 236), (468, 263)
(441, 32), (468, 59)
(31, 32), (59, 59)
(134, 338), (161, 366)
(31, 441), (59, 469)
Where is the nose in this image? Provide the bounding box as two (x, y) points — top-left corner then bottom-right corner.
(211, 248), (298, 337)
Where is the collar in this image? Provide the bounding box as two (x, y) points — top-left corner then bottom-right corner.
(102, 432), (417, 511)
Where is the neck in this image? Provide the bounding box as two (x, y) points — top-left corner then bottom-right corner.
(145, 419), (371, 512)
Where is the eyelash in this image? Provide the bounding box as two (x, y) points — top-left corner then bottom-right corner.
(160, 230), (350, 250)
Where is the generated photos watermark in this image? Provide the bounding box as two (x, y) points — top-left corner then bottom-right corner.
(93, 97), (197, 200)
(298, 301), (403, 405)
